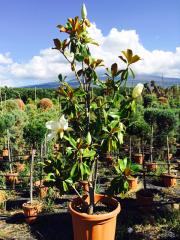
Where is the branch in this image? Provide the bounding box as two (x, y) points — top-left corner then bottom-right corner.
(60, 50), (83, 88)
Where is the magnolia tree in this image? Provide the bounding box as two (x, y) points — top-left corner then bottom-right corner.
(45, 4), (143, 214)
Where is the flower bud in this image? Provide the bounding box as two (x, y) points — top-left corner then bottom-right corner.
(81, 3), (87, 19)
(86, 132), (92, 145)
(132, 83), (144, 99)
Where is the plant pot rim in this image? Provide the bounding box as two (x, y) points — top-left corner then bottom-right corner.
(146, 162), (156, 165)
(136, 189), (153, 198)
(134, 153), (143, 156)
(69, 194), (120, 221)
(127, 176), (138, 180)
(79, 180), (89, 184)
(161, 173), (177, 178)
(5, 172), (18, 176)
(22, 201), (42, 209)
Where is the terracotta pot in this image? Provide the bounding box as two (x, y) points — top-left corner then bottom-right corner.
(0, 190), (6, 203)
(162, 174), (177, 187)
(69, 194), (121, 240)
(100, 153), (114, 165)
(5, 173), (18, 185)
(16, 163), (25, 172)
(168, 153), (173, 160)
(134, 153), (144, 164)
(22, 201), (42, 224)
(38, 186), (48, 199)
(127, 177), (138, 191)
(23, 155), (30, 161)
(146, 162), (157, 172)
(3, 149), (9, 160)
(136, 189), (153, 209)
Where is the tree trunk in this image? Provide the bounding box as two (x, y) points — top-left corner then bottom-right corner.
(30, 148), (35, 204)
(138, 138), (141, 154)
(88, 184), (94, 214)
(167, 136), (171, 174)
(129, 136), (132, 160)
(142, 138), (146, 190)
(150, 125), (153, 163)
(143, 170), (146, 190)
(88, 159), (98, 214)
(7, 130), (12, 173)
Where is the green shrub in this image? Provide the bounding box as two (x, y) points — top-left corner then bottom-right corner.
(144, 108), (158, 125)
(143, 94), (157, 108)
(127, 118), (150, 138)
(156, 109), (178, 134)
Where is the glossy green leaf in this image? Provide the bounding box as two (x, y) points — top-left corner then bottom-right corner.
(70, 162), (78, 178)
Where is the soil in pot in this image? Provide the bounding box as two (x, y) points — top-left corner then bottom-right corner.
(22, 200), (42, 224)
(136, 189), (153, 209)
(162, 174), (177, 187)
(69, 194), (120, 240)
(146, 162), (157, 172)
(134, 153), (144, 164)
(127, 176), (138, 191)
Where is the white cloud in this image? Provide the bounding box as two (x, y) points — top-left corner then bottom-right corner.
(88, 24), (180, 78)
(0, 23), (180, 87)
(0, 53), (12, 64)
(10, 50), (71, 79)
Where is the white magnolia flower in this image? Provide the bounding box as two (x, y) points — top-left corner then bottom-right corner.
(132, 83), (144, 99)
(81, 3), (87, 19)
(46, 115), (68, 140)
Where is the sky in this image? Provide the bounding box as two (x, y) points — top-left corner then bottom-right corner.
(0, 0), (180, 86)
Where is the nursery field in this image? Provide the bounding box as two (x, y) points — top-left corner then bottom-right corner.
(0, 5), (180, 239)
(0, 84), (179, 240)
(0, 162), (179, 240)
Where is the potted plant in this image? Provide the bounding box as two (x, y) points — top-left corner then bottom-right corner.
(136, 170), (154, 210)
(44, 4), (142, 240)
(144, 108), (158, 171)
(22, 118), (47, 223)
(100, 110), (125, 165)
(0, 113), (19, 186)
(127, 116), (150, 165)
(156, 109), (178, 187)
(109, 157), (141, 195)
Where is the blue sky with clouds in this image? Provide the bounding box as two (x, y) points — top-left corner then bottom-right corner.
(0, 0), (180, 86)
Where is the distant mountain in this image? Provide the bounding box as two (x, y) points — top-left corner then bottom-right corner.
(22, 75), (180, 89)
